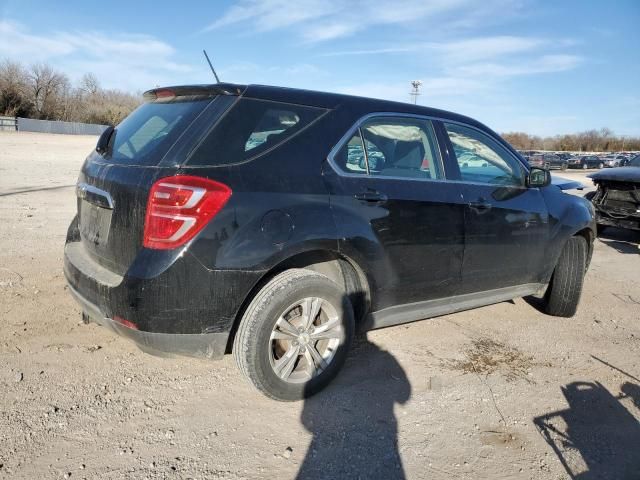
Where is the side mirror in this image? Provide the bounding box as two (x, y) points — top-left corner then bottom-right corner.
(96, 126), (115, 155)
(527, 167), (551, 188)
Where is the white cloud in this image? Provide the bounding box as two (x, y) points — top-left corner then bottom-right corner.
(322, 36), (546, 60)
(437, 36), (545, 63)
(333, 76), (485, 103)
(218, 62), (327, 87)
(202, 0), (488, 42)
(0, 20), (196, 90)
(0, 20), (74, 58)
(455, 54), (583, 77)
(202, 0), (336, 32)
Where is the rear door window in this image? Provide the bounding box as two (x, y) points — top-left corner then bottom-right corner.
(334, 132), (368, 174)
(332, 116), (444, 180)
(361, 117), (443, 180)
(108, 97), (212, 166)
(188, 98), (326, 166)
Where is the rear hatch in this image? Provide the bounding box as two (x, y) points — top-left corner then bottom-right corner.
(74, 86), (240, 276)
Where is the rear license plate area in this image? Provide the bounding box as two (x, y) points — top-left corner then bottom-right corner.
(79, 200), (112, 247)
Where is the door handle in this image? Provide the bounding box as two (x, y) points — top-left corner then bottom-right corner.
(468, 199), (492, 212)
(354, 191), (388, 203)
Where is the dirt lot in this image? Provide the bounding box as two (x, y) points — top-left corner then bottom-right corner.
(1, 131), (639, 480)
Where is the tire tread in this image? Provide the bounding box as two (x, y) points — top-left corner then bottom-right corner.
(544, 236), (587, 317)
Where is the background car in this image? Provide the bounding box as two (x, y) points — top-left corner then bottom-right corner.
(602, 154), (627, 167)
(528, 153), (568, 170)
(556, 152), (574, 161)
(568, 155), (605, 169)
(586, 154), (640, 233)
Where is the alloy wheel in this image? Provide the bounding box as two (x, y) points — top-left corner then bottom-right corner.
(269, 297), (344, 383)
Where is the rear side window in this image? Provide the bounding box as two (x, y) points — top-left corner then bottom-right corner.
(188, 98), (326, 166)
(108, 97), (212, 166)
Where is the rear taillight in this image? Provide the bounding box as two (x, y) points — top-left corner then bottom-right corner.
(143, 175), (232, 250)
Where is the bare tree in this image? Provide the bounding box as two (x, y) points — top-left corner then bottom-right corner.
(0, 60), (32, 117)
(27, 63), (70, 119)
(80, 73), (100, 96)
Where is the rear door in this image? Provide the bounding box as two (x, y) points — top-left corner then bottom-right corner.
(325, 114), (465, 310)
(439, 121), (550, 294)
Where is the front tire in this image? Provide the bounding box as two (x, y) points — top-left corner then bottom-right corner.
(233, 269), (355, 401)
(543, 236), (587, 317)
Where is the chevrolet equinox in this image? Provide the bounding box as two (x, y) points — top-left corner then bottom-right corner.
(64, 84), (595, 401)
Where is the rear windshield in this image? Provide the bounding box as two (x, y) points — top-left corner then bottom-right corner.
(187, 98), (326, 166)
(106, 97), (212, 166)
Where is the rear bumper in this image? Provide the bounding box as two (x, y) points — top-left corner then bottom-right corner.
(68, 282), (229, 359)
(64, 238), (265, 358)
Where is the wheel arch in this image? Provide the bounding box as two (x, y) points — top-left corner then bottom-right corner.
(225, 249), (371, 353)
(573, 227), (594, 270)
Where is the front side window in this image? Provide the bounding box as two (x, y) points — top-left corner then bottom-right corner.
(444, 123), (525, 186)
(189, 98), (326, 166)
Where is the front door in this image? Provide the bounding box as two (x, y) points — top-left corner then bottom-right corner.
(439, 121), (550, 294)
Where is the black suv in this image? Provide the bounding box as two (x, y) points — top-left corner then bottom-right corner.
(64, 84), (595, 400)
(527, 153), (568, 170)
(569, 155), (605, 169)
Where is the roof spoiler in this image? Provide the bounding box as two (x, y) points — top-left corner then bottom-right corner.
(143, 83), (246, 102)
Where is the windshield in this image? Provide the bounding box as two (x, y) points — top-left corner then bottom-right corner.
(106, 97), (213, 166)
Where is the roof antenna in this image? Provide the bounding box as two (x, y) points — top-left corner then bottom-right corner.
(203, 49), (221, 83)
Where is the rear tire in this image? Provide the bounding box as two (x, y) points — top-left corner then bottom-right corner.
(543, 236), (587, 317)
(598, 162), (604, 169)
(582, 163), (588, 170)
(233, 269), (355, 401)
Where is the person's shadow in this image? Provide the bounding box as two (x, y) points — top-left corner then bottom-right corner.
(534, 380), (640, 479)
(296, 334), (411, 479)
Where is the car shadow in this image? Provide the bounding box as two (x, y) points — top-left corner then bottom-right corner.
(297, 332), (411, 480)
(522, 294), (546, 313)
(597, 227), (639, 255)
(534, 377), (640, 479)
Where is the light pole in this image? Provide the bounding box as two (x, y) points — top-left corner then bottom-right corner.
(409, 80), (422, 105)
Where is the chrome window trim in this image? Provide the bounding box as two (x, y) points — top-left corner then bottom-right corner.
(76, 182), (115, 209)
(327, 111), (530, 185)
(327, 112), (447, 183)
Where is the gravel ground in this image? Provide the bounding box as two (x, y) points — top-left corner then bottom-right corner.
(0, 131), (639, 480)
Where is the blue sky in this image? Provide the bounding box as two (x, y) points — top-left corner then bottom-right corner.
(1, 0), (638, 135)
